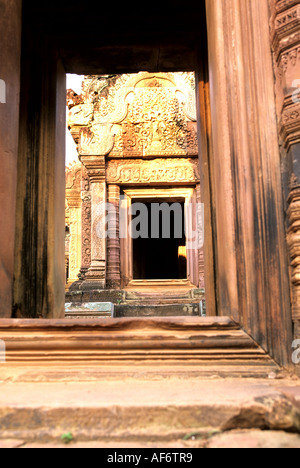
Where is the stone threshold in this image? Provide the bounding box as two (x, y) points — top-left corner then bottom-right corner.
(0, 317), (278, 376)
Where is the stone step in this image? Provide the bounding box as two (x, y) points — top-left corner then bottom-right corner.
(0, 317), (276, 372)
(0, 378), (298, 444)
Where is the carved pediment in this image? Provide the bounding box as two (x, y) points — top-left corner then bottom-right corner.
(70, 72), (198, 157)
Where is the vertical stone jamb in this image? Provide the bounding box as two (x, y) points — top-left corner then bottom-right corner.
(66, 195), (82, 286)
(79, 165), (92, 281)
(270, 0), (300, 347)
(79, 155), (107, 289)
(107, 185), (121, 289)
(0, 0), (22, 317)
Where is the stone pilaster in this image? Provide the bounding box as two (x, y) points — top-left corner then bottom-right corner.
(107, 184), (121, 289)
(79, 155), (107, 289)
(287, 187), (300, 339)
(78, 165), (92, 280)
(66, 195), (82, 286)
(271, 0), (300, 342)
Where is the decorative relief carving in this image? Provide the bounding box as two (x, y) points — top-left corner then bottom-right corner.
(280, 99), (300, 148)
(271, 0), (300, 149)
(106, 159), (200, 185)
(275, 4), (300, 31)
(69, 72), (198, 158)
(79, 166), (91, 277)
(79, 125), (115, 156)
(110, 84), (198, 157)
(67, 73), (200, 292)
(66, 161), (82, 190)
(287, 187), (300, 336)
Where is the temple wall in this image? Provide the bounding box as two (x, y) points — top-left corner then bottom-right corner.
(270, 0), (300, 345)
(13, 26), (66, 318)
(206, 0), (293, 365)
(0, 0), (22, 318)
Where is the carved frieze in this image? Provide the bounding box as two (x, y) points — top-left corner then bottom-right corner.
(106, 159), (200, 185)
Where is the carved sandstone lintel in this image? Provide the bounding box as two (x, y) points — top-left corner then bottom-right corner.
(106, 158), (200, 185)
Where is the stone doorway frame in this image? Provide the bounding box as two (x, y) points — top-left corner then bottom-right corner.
(7, 0), (294, 369)
(120, 187), (200, 288)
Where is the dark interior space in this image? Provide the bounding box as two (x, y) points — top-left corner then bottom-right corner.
(22, 0), (208, 74)
(132, 201), (187, 280)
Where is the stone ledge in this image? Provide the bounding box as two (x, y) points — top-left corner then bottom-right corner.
(65, 302), (114, 319)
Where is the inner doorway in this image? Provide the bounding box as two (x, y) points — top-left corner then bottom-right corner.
(132, 201), (187, 280)
(121, 188), (200, 289)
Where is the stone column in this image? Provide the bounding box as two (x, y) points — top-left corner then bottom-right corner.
(107, 184), (121, 289)
(66, 196), (82, 286)
(79, 155), (107, 289)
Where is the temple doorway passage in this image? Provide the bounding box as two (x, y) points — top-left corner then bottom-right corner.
(132, 200), (187, 281)
(120, 187), (201, 290)
(65, 72), (206, 317)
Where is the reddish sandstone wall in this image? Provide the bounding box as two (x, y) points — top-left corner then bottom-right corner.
(0, 0), (22, 317)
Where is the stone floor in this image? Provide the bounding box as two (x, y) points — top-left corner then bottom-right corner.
(0, 370), (299, 448)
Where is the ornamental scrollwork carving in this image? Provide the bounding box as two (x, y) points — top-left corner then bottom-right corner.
(69, 72), (198, 158)
(106, 158), (200, 185)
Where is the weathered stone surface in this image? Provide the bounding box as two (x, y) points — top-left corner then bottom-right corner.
(0, 378), (298, 444)
(65, 302), (114, 318)
(115, 303), (200, 317)
(66, 289), (126, 305)
(0, 439), (24, 449)
(223, 394), (300, 433)
(0, 0), (22, 318)
(206, 430), (300, 449)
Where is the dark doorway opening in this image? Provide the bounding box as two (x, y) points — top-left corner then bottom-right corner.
(132, 201), (187, 280)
